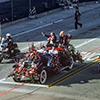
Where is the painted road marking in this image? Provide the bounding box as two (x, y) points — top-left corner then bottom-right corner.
(82, 52), (100, 61)
(48, 59), (100, 88)
(12, 19), (63, 38)
(0, 81), (48, 88)
(12, 23), (53, 38)
(75, 36), (100, 48)
(0, 87), (40, 93)
(0, 82), (26, 96)
(81, 46), (100, 56)
(54, 19), (63, 23)
(0, 78), (6, 82)
(68, 29), (75, 33)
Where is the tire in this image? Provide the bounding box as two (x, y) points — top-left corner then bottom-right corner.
(69, 56), (74, 70)
(13, 75), (21, 82)
(13, 49), (20, 55)
(0, 55), (3, 63)
(39, 69), (47, 84)
(0, 59), (2, 63)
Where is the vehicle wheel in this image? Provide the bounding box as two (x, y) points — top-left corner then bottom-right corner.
(39, 69), (47, 84)
(0, 56), (3, 63)
(69, 57), (74, 70)
(13, 75), (21, 82)
(0, 59), (2, 63)
(78, 56), (83, 63)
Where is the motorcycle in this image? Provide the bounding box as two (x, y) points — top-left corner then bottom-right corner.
(0, 38), (20, 63)
(68, 44), (83, 63)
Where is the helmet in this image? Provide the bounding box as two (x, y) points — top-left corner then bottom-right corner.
(6, 33), (11, 37)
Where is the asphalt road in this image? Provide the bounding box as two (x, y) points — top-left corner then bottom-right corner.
(0, 3), (100, 100)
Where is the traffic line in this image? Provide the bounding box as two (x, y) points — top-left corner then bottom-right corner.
(81, 46), (100, 57)
(0, 82), (26, 96)
(0, 78), (6, 82)
(48, 59), (99, 88)
(11, 19), (63, 38)
(75, 36), (100, 48)
(12, 23), (53, 38)
(0, 81), (48, 88)
(68, 29), (75, 33)
(54, 19), (63, 23)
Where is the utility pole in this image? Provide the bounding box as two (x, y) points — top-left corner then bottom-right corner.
(29, 0), (31, 12)
(0, 22), (2, 41)
(11, 0), (13, 20)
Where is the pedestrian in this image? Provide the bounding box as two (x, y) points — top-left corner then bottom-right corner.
(74, 6), (82, 29)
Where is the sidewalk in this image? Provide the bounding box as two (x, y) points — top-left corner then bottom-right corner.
(2, 1), (100, 28)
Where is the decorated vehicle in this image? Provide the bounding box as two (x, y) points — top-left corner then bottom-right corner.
(7, 42), (82, 84)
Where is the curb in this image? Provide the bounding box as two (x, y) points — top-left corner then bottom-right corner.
(2, 8), (62, 28)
